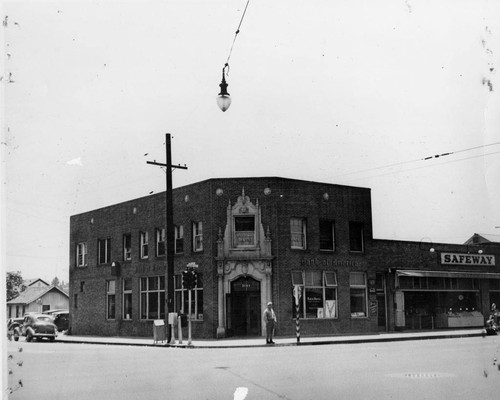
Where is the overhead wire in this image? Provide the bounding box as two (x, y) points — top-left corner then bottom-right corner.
(224, 0), (250, 71)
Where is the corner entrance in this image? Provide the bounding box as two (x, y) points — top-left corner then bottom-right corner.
(230, 276), (261, 336)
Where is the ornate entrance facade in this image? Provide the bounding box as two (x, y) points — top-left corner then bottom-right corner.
(216, 189), (273, 338)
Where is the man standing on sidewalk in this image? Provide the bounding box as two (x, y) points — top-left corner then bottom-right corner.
(263, 302), (277, 344)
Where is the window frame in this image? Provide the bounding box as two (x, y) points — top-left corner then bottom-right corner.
(76, 242), (88, 267)
(350, 272), (368, 318)
(192, 221), (203, 252)
(139, 276), (165, 320)
(122, 278), (132, 320)
(97, 238), (111, 265)
(140, 231), (149, 259)
(106, 280), (116, 320)
(319, 220), (335, 252)
(291, 270), (338, 319)
(156, 228), (166, 257)
(123, 233), (132, 261)
(290, 217), (307, 250)
(233, 215), (256, 247)
(175, 225), (184, 254)
(349, 222), (364, 252)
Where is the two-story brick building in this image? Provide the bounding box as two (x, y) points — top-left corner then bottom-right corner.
(69, 177), (500, 338)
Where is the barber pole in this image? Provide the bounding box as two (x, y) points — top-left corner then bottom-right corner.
(293, 285), (302, 343)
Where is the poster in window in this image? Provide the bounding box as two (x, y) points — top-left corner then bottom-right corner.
(317, 308), (324, 318)
(325, 300), (336, 318)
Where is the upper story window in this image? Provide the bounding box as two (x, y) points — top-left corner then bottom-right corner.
(140, 231), (149, 259)
(76, 242), (87, 267)
(175, 225), (184, 254)
(98, 238), (111, 264)
(156, 228), (165, 257)
(290, 218), (307, 249)
(234, 216), (255, 247)
(123, 234), (132, 261)
(319, 220), (335, 251)
(192, 221), (203, 252)
(349, 222), (364, 252)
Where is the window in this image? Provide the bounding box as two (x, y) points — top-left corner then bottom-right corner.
(192, 221), (203, 252)
(140, 276), (165, 320)
(156, 228), (165, 257)
(80, 281), (85, 292)
(175, 274), (204, 320)
(290, 218), (307, 249)
(350, 272), (367, 317)
(292, 271), (337, 319)
(98, 238), (111, 264)
(123, 279), (132, 320)
(140, 231), (149, 259)
(76, 242), (87, 266)
(74, 294), (78, 309)
(319, 220), (335, 251)
(123, 234), (132, 261)
(234, 216), (255, 247)
(175, 225), (184, 254)
(349, 222), (364, 252)
(106, 280), (116, 319)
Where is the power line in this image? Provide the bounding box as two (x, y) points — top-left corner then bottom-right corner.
(330, 141), (500, 180)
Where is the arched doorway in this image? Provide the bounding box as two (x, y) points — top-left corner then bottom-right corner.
(229, 276), (261, 336)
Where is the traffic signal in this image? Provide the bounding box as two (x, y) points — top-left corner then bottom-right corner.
(191, 271), (198, 289)
(182, 270), (189, 289)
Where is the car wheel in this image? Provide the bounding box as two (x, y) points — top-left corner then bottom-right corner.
(49, 336), (55, 342)
(26, 331), (33, 342)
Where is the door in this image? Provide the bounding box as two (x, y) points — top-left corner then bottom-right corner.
(230, 276), (261, 336)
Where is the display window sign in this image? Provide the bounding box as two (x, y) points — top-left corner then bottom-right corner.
(441, 253), (495, 266)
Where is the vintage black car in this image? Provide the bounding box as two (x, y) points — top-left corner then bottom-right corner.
(21, 314), (57, 342)
(7, 318), (24, 341)
(52, 310), (69, 332)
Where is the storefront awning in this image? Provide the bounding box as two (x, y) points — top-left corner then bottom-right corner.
(396, 270), (500, 280)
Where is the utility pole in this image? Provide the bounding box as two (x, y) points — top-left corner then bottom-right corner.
(147, 133), (187, 341)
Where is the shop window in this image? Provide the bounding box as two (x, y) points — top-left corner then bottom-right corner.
(349, 222), (364, 252)
(106, 280), (116, 320)
(291, 271), (337, 319)
(123, 234), (132, 261)
(290, 218), (307, 250)
(97, 238), (111, 264)
(350, 272), (367, 317)
(123, 279), (132, 320)
(156, 228), (165, 257)
(76, 242), (87, 267)
(319, 220), (335, 251)
(140, 276), (165, 320)
(175, 225), (184, 254)
(174, 274), (204, 320)
(140, 231), (149, 259)
(192, 221), (203, 252)
(234, 216), (255, 247)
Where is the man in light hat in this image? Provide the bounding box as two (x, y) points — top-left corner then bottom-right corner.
(263, 301), (277, 344)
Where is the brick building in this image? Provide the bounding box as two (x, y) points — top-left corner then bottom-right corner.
(69, 177), (500, 338)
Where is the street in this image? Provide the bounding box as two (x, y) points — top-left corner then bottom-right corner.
(6, 336), (500, 400)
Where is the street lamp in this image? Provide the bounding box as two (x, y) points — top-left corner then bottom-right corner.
(216, 65), (231, 112)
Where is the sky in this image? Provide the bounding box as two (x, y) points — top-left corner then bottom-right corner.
(1, 0), (500, 284)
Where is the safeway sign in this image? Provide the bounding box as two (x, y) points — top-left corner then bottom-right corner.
(441, 252), (495, 266)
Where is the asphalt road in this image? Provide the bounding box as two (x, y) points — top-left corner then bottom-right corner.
(6, 336), (500, 400)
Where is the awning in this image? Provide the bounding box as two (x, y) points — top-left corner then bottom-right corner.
(396, 270), (500, 280)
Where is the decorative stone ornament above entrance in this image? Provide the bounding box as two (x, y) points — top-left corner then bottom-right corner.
(216, 188), (274, 338)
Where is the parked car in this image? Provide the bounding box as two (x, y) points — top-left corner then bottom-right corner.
(7, 318), (24, 341)
(51, 310), (69, 332)
(21, 314), (57, 342)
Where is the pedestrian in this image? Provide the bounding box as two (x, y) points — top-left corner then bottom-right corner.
(263, 302), (277, 344)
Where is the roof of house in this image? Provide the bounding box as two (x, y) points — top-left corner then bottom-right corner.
(6, 285), (69, 305)
(464, 233), (500, 245)
(24, 278), (50, 287)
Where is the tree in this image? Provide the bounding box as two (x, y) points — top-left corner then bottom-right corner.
(6, 271), (26, 301)
(51, 276), (60, 287)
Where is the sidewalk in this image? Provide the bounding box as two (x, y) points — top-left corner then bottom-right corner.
(54, 328), (487, 349)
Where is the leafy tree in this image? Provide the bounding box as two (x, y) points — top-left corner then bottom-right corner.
(6, 271), (26, 301)
(51, 276), (60, 287)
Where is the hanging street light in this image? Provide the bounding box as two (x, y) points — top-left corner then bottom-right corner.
(216, 65), (231, 112)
